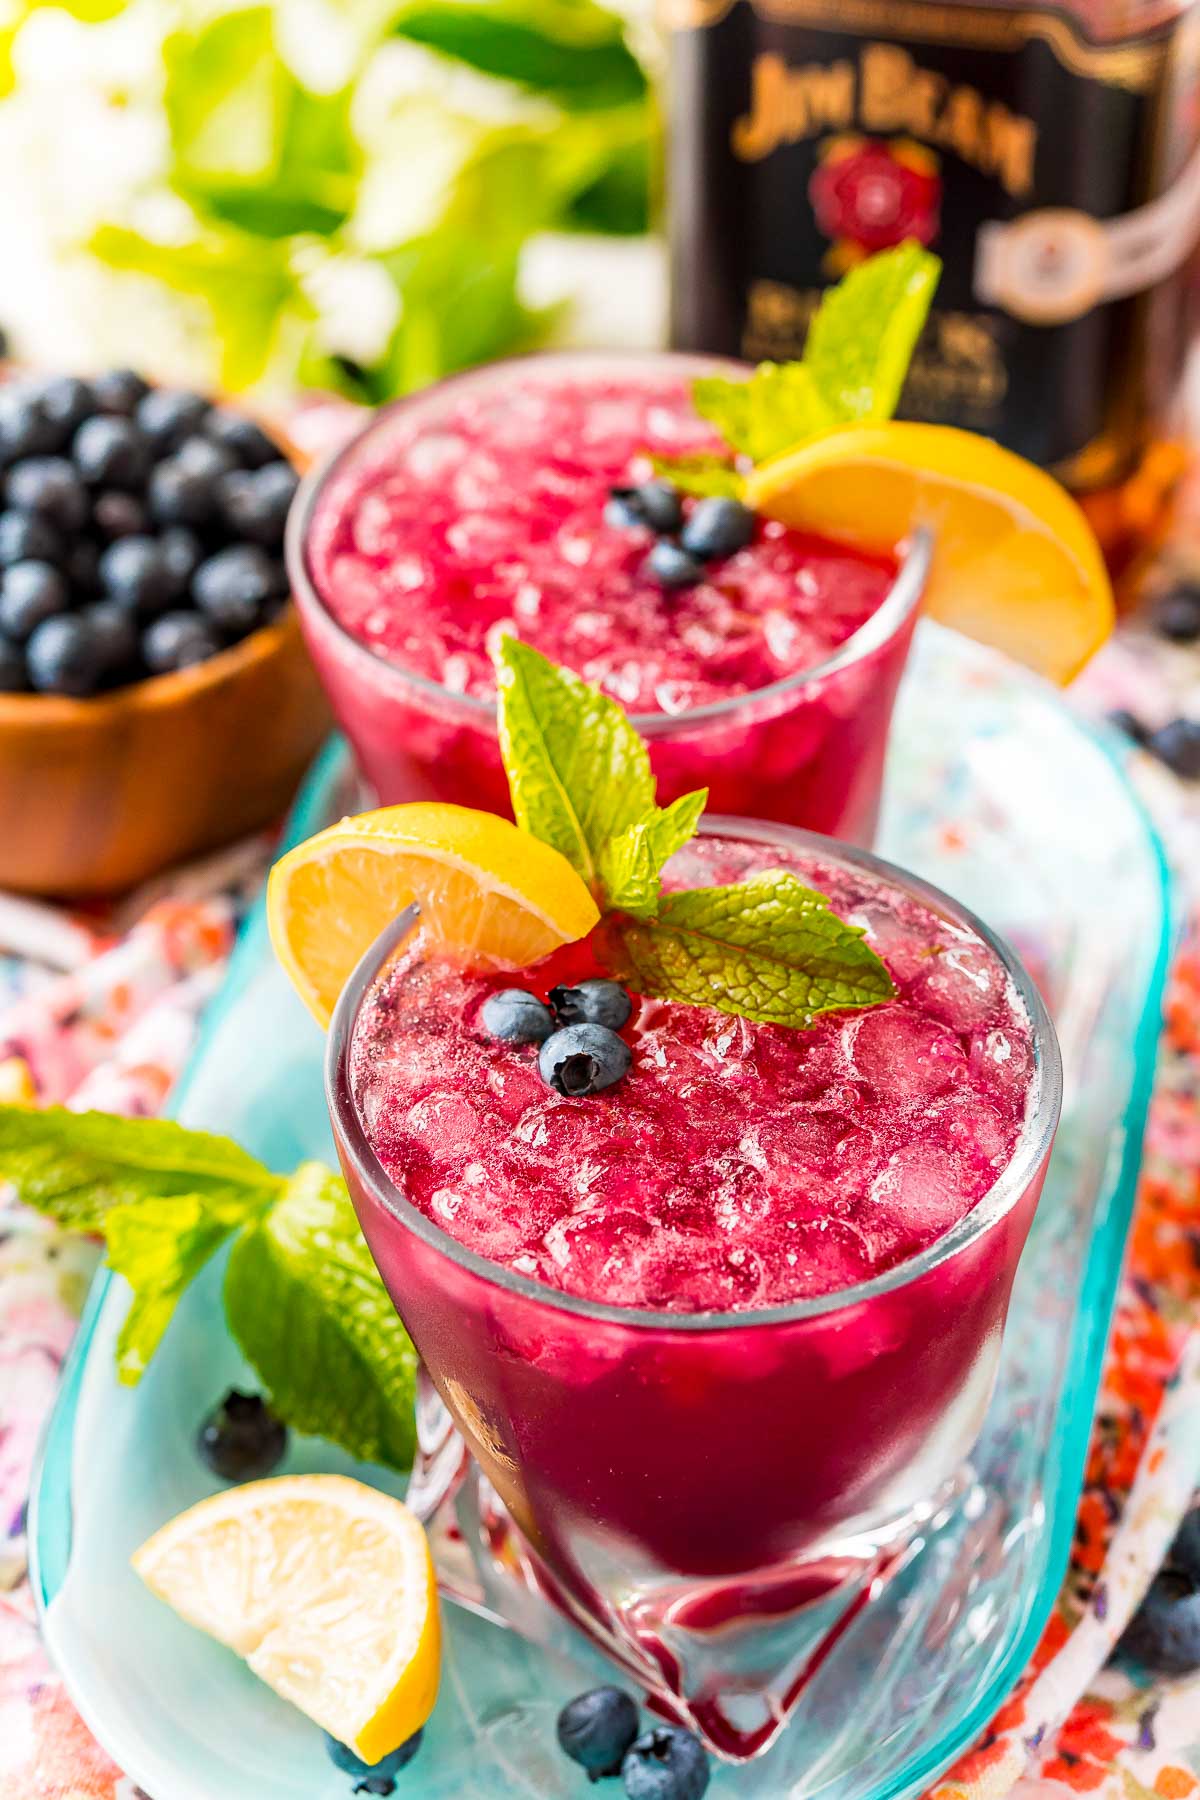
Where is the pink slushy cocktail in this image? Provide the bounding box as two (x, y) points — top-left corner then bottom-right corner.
(291, 358), (926, 844)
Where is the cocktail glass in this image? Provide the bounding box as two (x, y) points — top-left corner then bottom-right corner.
(287, 356), (929, 846)
(325, 819), (1062, 1760)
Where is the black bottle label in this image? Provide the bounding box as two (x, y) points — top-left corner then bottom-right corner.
(667, 0), (1200, 480)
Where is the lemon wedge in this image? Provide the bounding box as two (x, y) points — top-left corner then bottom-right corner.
(744, 421), (1114, 684)
(133, 1475), (439, 1764)
(268, 801), (600, 1027)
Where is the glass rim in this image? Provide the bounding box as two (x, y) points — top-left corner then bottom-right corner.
(284, 348), (932, 736)
(326, 815), (1064, 1333)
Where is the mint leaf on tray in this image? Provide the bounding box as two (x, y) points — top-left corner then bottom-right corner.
(225, 1163), (418, 1474)
(107, 1190), (256, 1385)
(606, 871), (895, 1028)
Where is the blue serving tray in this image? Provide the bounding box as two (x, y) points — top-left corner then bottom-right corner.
(30, 622), (1172, 1800)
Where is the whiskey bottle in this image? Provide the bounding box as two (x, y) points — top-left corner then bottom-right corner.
(666, 0), (1200, 534)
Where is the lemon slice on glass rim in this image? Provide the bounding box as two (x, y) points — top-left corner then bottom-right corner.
(267, 800), (599, 1027)
(744, 420), (1115, 685)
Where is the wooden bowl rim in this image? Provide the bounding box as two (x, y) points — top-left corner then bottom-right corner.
(0, 607), (299, 728)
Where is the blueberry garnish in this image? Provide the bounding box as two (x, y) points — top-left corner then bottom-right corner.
(1172, 1504), (1200, 1582)
(1153, 583), (1200, 643)
(197, 1389), (288, 1482)
(1147, 717), (1200, 779)
(37, 375), (94, 438)
(147, 453), (220, 527)
(90, 367), (151, 415)
(1107, 708), (1148, 744)
(557, 1686), (639, 1781)
(680, 496), (754, 561)
(193, 544), (284, 634)
(1120, 1568), (1200, 1674)
(93, 489), (149, 542)
(142, 610), (222, 673)
(621, 1725), (709, 1800)
(6, 456), (88, 530)
(99, 536), (175, 619)
(482, 988), (556, 1044)
(26, 612), (108, 697)
(202, 407), (281, 468)
(159, 525), (203, 598)
(324, 1728), (423, 1790)
(605, 489), (647, 532)
(0, 560), (69, 641)
(642, 541), (704, 589)
(636, 481), (685, 534)
(539, 1023), (631, 1096)
(0, 387), (61, 463)
(550, 979), (632, 1031)
(82, 600), (138, 680)
(72, 413), (150, 490)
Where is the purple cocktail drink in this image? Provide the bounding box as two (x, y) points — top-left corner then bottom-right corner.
(290, 358), (926, 845)
(328, 821), (1061, 1756)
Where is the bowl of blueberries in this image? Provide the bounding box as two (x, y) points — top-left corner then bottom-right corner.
(0, 366), (330, 895)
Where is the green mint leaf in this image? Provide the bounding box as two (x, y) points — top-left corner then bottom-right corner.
(598, 789), (708, 918)
(223, 1163), (418, 1473)
(391, 0), (647, 113)
(692, 362), (837, 465)
(804, 241), (940, 424)
(648, 452), (743, 499)
(107, 1192), (260, 1385)
(495, 636), (655, 890)
(606, 871), (895, 1027)
(0, 1105), (278, 1231)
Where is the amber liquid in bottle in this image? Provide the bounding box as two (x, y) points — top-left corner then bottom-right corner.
(667, 0), (1200, 572)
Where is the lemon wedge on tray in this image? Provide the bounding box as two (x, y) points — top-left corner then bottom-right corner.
(744, 421), (1115, 685)
(133, 1475), (440, 1765)
(267, 801), (599, 1027)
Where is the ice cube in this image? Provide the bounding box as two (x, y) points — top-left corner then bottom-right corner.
(848, 1009), (967, 1100)
(867, 1144), (970, 1240)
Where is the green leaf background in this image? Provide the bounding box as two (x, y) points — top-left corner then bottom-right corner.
(3, 0), (655, 400)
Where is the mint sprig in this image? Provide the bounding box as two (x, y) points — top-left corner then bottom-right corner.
(1, 1107), (416, 1470)
(659, 241), (940, 494)
(494, 641), (895, 1026)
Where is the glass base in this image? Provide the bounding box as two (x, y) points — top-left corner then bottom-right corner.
(409, 1373), (973, 1762)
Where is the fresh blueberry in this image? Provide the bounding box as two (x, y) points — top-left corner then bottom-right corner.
(142, 610), (221, 673)
(217, 460), (299, 548)
(0, 636), (27, 691)
(550, 979), (632, 1031)
(539, 1024), (631, 1096)
(202, 407), (281, 468)
(135, 387), (211, 452)
(642, 541), (704, 589)
(1107, 708), (1148, 744)
(0, 508), (62, 567)
(621, 1726), (709, 1800)
(72, 414), (150, 490)
(99, 536), (175, 617)
(6, 457), (88, 530)
(481, 988), (556, 1044)
(1170, 1504), (1200, 1584)
(1153, 584), (1200, 643)
(605, 489), (647, 531)
(1120, 1569), (1200, 1674)
(324, 1729), (424, 1782)
(36, 375), (95, 438)
(192, 544), (284, 634)
(93, 489), (149, 541)
(0, 561), (69, 641)
(26, 613), (108, 697)
(556, 1687), (640, 1780)
(680, 496), (755, 561)
(65, 538), (101, 597)
(1147, 717), (1200, 779)
(159, 525), (202, 599)
(91, 368), (150, 415)
(176, 433), (238, 481)
(196, 1390), (288, 1482)
(147, 454), (220, 527)
(82, 600), (138, 679)
(0, 388), (60, 462)
(633, 481), (684, 534)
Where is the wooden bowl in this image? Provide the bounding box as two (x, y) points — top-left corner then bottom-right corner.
(0, 606), (331, 896)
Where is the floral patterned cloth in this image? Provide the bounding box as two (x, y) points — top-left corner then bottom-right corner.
(2, 542), (1200, 1798)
